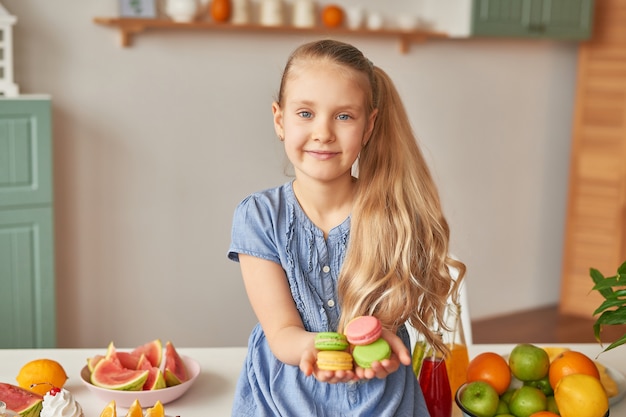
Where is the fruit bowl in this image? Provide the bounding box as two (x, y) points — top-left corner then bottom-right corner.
(454, 382), (610, 417)
(80, 356), (200, 408)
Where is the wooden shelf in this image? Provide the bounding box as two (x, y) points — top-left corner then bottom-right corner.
(93, 17), (448, 53)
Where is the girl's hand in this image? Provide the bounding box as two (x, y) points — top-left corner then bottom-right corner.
(354, 329), (412, 380)
(299, 347), (358, 384)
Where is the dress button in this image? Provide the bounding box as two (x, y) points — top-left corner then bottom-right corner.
(327, 299), (335, 307)
(322, 265), (330, 273)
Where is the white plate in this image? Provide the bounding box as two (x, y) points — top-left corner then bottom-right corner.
(80, 355), (200, 409)
(607, 365), (626, 406)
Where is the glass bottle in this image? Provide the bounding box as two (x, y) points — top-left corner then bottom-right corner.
(418, 332), (452, 417)
(443, 302), (470, 401)
(0, 401), (18, 417)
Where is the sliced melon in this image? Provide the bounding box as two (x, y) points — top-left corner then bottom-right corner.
(163, 341), (188, 386)
(0, 382), (43, 417)
(136, 353), (152, 371)
(90, 358), (149, 391)
(144, 367), (167, 390)
(104, 341), (122, 367)
(131, 339), (163, 368)
(87, 354), (105, 373)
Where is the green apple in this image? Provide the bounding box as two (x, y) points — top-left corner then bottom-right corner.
(508, 385), (547, 417)
(495, 398), (510, 415)
(460, 381), (500, 417)
(524, 375), (554, 396)
(546, 395), (559, 414)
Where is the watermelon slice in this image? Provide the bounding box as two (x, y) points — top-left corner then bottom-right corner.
(87, 354), (104, 373)
(0, 383), (43, 417)
(163, 341), (189, 387)
(131, 339), (163, 368)
(143, 367), (167, 390)
(90, 358), (149, 391)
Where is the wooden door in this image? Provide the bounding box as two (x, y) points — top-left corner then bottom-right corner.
(560, 0), (626, 317)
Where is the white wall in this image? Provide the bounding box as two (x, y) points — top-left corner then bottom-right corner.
(6, 1), (576, 347)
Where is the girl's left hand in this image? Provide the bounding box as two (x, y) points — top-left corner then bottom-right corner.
(300, 348), (358, 384)
(353, 328), (412, 380)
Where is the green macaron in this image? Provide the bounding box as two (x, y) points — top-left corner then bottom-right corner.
(352, 338), (391, 368)
(314, 332), (349, 351)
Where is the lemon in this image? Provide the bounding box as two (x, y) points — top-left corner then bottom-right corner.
(126, 399), (143, 417)
(542, 346), (570, 363)
(100, 400), (117, 417)
(16, 358), (68, 395)
(554, 373), (608, 417)
(145, 400), (165, 417)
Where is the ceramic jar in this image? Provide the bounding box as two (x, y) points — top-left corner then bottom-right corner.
(230, 0), (250, 24)
(165, 0), (198, 22)
(292, 0), (315, 28)
(259, 0), (284, 26)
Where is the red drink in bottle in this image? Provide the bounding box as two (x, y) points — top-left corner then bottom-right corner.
(418, 356), (452, 417)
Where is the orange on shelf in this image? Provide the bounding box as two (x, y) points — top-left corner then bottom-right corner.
(321, 4), (344, 28)
(211, 0), (231, 22)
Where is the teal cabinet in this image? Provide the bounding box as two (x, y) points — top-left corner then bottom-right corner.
(472, 0), (594, 40)
(0, 97), (56, 348)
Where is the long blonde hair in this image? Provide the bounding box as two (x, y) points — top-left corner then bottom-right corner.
(277, 40), (465, 352)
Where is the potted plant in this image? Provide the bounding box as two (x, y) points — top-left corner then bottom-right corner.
(590, 260), (626, 352)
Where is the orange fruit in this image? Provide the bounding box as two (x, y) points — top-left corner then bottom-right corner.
(321, 5), (344, 28)
(529, 412), (560, 417)
(466, 352), (511, 395)
(548, 350), (600, 389)
(210, 0), (231, 22)
(99, 400), (116, 417)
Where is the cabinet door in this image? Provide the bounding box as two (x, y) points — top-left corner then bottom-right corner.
(0, 206), (56, 348)
(542, 0), (594, 39)
(0, 99), (52, 208)
(472, 0), (594, 39)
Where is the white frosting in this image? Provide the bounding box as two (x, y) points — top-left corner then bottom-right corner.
(40, 389), (83, 417)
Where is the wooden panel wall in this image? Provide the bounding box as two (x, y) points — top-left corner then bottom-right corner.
(560, 0), (626, 317)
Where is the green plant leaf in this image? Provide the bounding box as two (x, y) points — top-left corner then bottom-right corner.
(591, 276), (620, 291)
(590, 262), (626, 354)
(595, 308), (626, 326)
(602, 334), (626, 353)
(593, 298), (626, 315)
(590, 268), (613, 298)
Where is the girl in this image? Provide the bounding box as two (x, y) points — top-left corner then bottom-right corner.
(228, 39), (465, 416)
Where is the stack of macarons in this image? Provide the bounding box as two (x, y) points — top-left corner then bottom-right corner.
(314, 332), (353, 371)
(314, 315), (391, 371)
(345, 315), (391, 369)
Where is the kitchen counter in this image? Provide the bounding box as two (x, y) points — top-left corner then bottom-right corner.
(0, 344), (623, 416)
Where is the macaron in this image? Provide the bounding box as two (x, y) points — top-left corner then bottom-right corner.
(315, 332), (349, 351)
(352, 338), (391, 368)
(344, 315), (382, 345)
(316, 351), (354, 371)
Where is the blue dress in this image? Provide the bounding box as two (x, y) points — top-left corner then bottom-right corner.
(228, 181), (430, 416)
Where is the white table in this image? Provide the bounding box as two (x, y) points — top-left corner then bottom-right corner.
(0, 344), (623, 416)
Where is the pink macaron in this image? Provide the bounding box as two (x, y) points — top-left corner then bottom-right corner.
(344, 315), (382, 346)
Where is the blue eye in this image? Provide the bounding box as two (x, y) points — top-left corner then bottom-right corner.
(337, 114), (351, 121)
(298, 111), (312, 118)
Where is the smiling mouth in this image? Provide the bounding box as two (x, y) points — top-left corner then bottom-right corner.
(306, 150), (339, 160)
